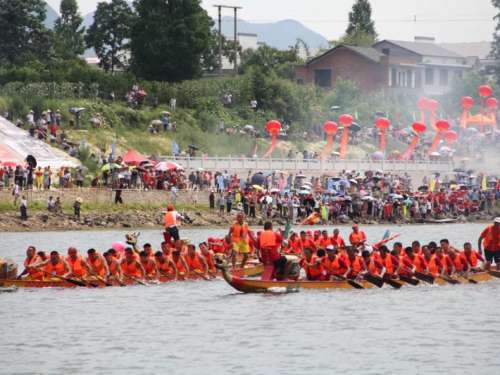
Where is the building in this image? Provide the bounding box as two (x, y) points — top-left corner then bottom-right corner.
(222, 32), (259, 70)
(294, 44), (388, 91)
(295, 37), (474, 96)
(373, 37), (471, 96)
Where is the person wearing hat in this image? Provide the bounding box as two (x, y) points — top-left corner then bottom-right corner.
(478, 218), (500, 270)
(323, 245), (349, 280)
(349, 224), (367, 247)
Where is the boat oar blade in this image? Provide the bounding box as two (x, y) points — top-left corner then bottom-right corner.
(440, 275), (460, 285)
(488, 270), (500, 279)
(347, 280), (364, 289)
(398, 275), (419, 286)
(414, 272), (434, 284)
(364, 273), (384, 288)
(383, 276), (403, 289)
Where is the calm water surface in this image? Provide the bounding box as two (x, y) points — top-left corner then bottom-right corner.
(1, 224), (499, 375)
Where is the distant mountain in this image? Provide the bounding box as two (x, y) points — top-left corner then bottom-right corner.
(44, 2), (59, 29)
(220, 17), (328, 50)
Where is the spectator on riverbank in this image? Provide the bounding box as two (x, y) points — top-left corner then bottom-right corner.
(20, 195), (28, 220)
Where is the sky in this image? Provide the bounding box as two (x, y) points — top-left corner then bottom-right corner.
(46, 0), (497, 43)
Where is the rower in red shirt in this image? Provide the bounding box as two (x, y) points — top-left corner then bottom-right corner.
(403, 246), (428, 274)
(378, 246), (400, 279)
(361, 250), (385, 277)
(349, 224), (367, 247)
(397, 247), (419, 278)
(462, 242), (484, 272)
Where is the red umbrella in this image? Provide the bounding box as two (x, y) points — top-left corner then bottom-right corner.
(155, 161), (183, 171)
(123, 149), (148, 166)
(1, 161), (19, 168)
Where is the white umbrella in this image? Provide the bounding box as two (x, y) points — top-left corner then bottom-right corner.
(155, 161), (183, 171)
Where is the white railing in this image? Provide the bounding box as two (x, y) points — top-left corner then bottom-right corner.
(163, 156), (454, 173)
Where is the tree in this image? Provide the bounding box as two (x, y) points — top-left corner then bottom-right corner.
(491, 0), (500, 84)
(86, 0), (134, 73)
(53, 0), (85, 59)
(130, 0), (214, 81)
(343, 0), (377, 46)
(0, 0), (52, 64)
(239, 45), (301, 79)
(202, 30), (242, 72)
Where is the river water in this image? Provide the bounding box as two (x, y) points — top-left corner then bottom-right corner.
(1, 224), (499, 375)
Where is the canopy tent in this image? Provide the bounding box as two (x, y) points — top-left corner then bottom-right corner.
(123, 149), (148, 166)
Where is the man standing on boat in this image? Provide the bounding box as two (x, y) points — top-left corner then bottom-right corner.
(349, 224), (367, 247)
(228, 212), (255, 269)
(258, 221), (282, 280)
(164, 204), (183, 243)
(478, 218), (500, 270)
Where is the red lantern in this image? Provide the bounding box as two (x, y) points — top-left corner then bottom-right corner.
(479, 85), (493, 98)
(435, 120), (450, 132)
(323, 121), (338, 135)
(444, 130), (458, 143)
(461, 96), (474, 110)
(412, 122), (426, 134)
(339, 114), (353, 126)
(427, 99), (439, 112)
(265, 120), (281, 135)
(486, 97), (498, 110)
(417, 97), (428, 111)
(375, 117), (390, 130)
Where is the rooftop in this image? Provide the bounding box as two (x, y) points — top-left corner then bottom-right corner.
(376, 40), (464, 58)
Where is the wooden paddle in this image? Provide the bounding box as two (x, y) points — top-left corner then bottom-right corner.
(382, 275), (403, 289)
(439, 274), (461, 285)
(192, 269), (211, 281)
(398, 274), (420, 286)
(414, 271), (435, 284)
(123, 274), (148, 286)
(332, 275), (364, 289)
(488, 270), (500, 278)
(40, 270), (91, 287)
(363, 273), (384, 288)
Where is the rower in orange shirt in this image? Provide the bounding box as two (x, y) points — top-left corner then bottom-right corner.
(104, 250), (123, 283)
(322, 246), (349, 280)
(434, 247), (455, 276)
(403, 246), (428, 274)
(33, 251), (71, 278)
(448, 250), (469, 275)
(121, 247), (146, 280)
(139, 251), (159, 280)
(299, 231), (316, 252)
(318, 230), (332, 249)
(143, 243), (156, 259)
(287, 232), (303, 255)
(154, 251), (178, 280)
(361, 250), (385, 277)
(349, 224), (366, 247)
(171, 241), (189, 279)
(199, 242), (217, 275)
(478, 218), (500, 270)
(66, 247), (89, 279)
(313, 230), (322, 249)
(18, 246), (43, 280)
(86, 248), (110, 279)
(462, 242), (484, 272)
(331, 229), (346, 249)
(185, 244), (208, 277)
(301, 248), (325, 281)
(378, 246), (400, 279)
(345, 247), (366, 280)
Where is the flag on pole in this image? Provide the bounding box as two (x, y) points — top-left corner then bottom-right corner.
(172, 140), (180, 156)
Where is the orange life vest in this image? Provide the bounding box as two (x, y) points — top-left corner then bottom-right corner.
(231, 223), (249, 242)
(186, 254), (204, 272)
(45, 259), (67, 276)
(141, 259), (157, 277)
(173, 255), (187, 274)
(349, 231), (366, 246)
(260, 230), (277, 248)
(366, 257), (382, 276)
(88, 256), (107, 277)
(380, 254), (395, 275)
(452, 254), (466, 273)
(107, 260), (120, 276)
(464, 251), (479, 267)
(347, 256), (363, 276)
(202, 252), (216, 273)
(24, 255), (43, 280)
(427, 255), (442, 276)
(481, 224), (500, 251)
(323, 256), (347, 276)
(157, 259), (175, 275)
(164, 211), (177, 227)
(67, 256), (87, 278)
(302, 255), (324, 278)
(408, 254), (426, 273)
(121, 260), (142, 278)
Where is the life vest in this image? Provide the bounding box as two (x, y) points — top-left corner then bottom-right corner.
(347, 256), (363, 277)
(202, 252), (216, 273)
(380, 254), (395, 275)
(437, 254), (451, 274)
(427, 255), (442, 276)
(464, 251), (479, 267)
(408, 255), (426, 273)
(302, 255), (324, 279)
(288, 238), (303, 254)
(45, 259), (66, 276)
(88, 256), (108, 277)
(319, 237), (332, 248)
(121, 260), (142, 278)
(260, 230), (280, 264)
(157, 259), (175, 275)
(231, 223), (249, 242)
(67, 256), (87, 278)
(186, 254), (204, 272)
(349, 231), (366, 246)
(366, 257), (382, 276)
(24, 255), (43, 280)
(323, 256), (347, 276)
(107, 260), (120, 276)
(164, 211), (177, 227)
(173, 256), (187, 274)
(331, 235), (345, 248)
(141, 259), (157, 277)
(452, 254), (466, 273)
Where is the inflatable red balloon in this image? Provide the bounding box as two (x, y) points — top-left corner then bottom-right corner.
(435, 120), (450, 132)
(338, 114), (353, 159)
(263, 120), (282, 158)
(444, 130), (458, 143)
(486, 97), (498, 110)
(339, 114), (353, 126)
(479, 85), (493, 98)
(323, 121), (338, 135)
(375, 117), (390, 130)
(412, 122), (426, 134)
(461, 96), (474, 110)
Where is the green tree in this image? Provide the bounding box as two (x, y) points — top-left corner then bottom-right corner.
(130, 0), (214, 81)
(53, 0), (85, 59)
(343, 0), (377, 46)
(239, 45), (301, 79)
(202, 31), (242, 72)
(491, 0), (500, 84)
(85, 0), (134, 73)
(0, 0), (52, 64)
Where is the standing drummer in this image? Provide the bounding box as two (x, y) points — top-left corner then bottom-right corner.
(478, 217), (500, 271)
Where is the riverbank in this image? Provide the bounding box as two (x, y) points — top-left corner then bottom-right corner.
(1, 204), (497, 232)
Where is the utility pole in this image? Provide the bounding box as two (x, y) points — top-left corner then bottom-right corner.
(213, 4), (242, 75)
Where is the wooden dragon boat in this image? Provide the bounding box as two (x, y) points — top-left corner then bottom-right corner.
(217, 262), (499, 294)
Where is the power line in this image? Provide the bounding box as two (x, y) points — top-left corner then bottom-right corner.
(217, 17), (495, 24)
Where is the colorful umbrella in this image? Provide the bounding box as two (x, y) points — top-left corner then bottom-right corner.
(155, 161), (183, 171)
